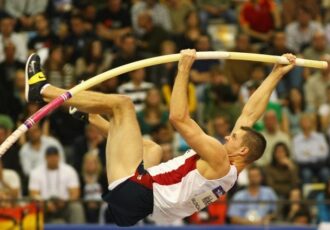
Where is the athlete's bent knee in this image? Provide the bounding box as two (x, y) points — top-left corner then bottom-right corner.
(116, 95), (134, 108)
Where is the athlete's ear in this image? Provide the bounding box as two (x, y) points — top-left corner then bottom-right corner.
(239, 147), (249, 156)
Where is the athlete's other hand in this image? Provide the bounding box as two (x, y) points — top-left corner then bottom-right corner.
(272, 53), (296, 76)
(178, 49), (196, 73)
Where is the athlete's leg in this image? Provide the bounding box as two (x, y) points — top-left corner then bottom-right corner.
(26, 53), (160, 183)
(142, 139), (163, 168)
(42, 85), (144, 183)
(88, 114), (163, 168)
(43, 85), (123, 115)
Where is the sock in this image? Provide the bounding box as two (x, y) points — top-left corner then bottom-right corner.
(40, 83), (50, 95)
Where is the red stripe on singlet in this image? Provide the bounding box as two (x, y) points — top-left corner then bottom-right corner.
(151, 154), (199, 185)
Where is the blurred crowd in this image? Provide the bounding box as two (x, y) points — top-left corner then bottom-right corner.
(0, 0), (330, 226)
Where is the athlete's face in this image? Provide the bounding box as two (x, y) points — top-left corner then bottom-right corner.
(224, 130), (247, 157)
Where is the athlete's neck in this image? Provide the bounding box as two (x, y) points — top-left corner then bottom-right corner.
(228, 156), (246, 173)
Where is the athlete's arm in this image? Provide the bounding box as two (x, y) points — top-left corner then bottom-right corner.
(232, 54), (296, 132)
(169, 49), (229, 172)
(88, 114), (110, 137)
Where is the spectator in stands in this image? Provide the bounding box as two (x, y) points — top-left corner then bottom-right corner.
(207, 115), (231, 144)
(96, 0), (132, 46)
(0, 45), (25, 119)
(75, 39), (113, 82)
(0, 159), (21, 199)
(43, 46), (75, 89)
(0, 115), (14, 133)
(67, 14), (95, 63)
(265, 142), (300, 198)
(0, 40), (25, 90)
(282, 0), (321, 26)
(95, 77), (119, 95)
(29, 146), (85, 223)
(28, 13), (59, 55)
(283, 187), (311, 223)
(293, 114), (330, 183)
(80, 152), (107, 223)
(118, 68), (154, 112)
(80, 3), (97, 33)
(137, 88), (169, 135)
(191, 35), (221, 84)
(224, 33), (256, 86)
(291, 209), (312, 225)
(132, 0), (172, 35)
(239, 0), (281, 43)
(282, 88), (312, 136)
(164, 0), (195, 34)
(175, 10), (203, 51)
(259, 110), (291, 166)
(111, 33), (145, 84)
(285, 6), (323, 53)
(228, 165), (278, 225)
(197, 0), (236, 30)
(137, 11), (170, 55)
(72, 123), (106, 173)
(10, 69), (26, 121)
(319, 86), (330, 135)
(0, 190), (14, 208)
(264, 31), (302, 98)
(4, 0), (48, 30)
(55, 21), (70, 48)
(19, 124), (65, 177)
(203, 67), (240, 127)
(0, 15), (27, 63)
(264, 31), (294, 56)
(0, 125), (22, 177)
(326, 20), (330, 44)
(149, 123), (176, 157)
(239, 64), (278, 104)
(47, 106), (86, 149)
(303, 31), (330, 61)
(154, 40), (178, 87)
(317, 179), (330, 222)
(0, 87), (10, 118)
(47, 0), (75, 26)
(305, 55), (330, 111)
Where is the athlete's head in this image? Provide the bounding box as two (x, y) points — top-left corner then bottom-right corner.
(224, 126), (266, 164)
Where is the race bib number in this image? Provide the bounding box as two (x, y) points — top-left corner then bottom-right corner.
(191, 186), (225, 211)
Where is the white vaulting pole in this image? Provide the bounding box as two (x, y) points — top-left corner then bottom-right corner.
(70, 51), (327, 95)
(0, 51), (327, 156)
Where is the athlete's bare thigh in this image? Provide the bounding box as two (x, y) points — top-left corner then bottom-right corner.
(106, 100), (144, 184)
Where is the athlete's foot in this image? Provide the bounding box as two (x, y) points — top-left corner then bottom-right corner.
(25, 53), (48, 103)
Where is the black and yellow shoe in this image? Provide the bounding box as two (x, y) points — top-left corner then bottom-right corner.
(25, 53), (48, 103)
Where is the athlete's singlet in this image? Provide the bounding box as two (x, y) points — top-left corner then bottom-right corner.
(147, 149), (238, 223)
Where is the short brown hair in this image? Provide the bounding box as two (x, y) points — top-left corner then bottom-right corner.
(240, 126), (266, 164)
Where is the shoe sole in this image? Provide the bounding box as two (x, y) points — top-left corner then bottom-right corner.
(25, 53), (35, 102)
